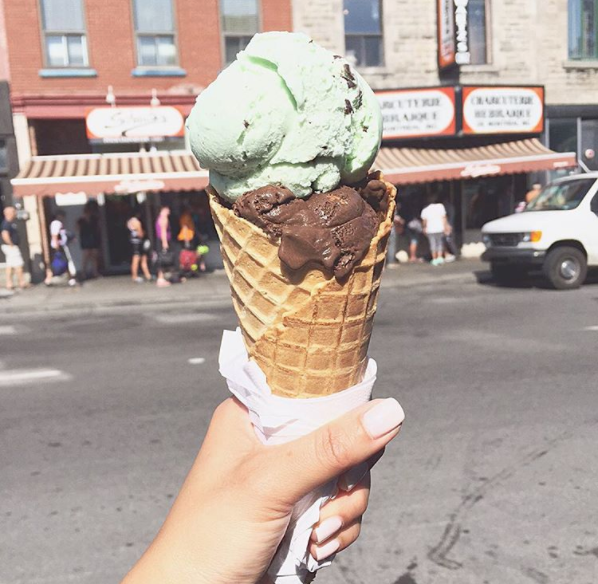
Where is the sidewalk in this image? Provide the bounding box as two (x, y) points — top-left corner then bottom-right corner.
(0, 259), (486, 318)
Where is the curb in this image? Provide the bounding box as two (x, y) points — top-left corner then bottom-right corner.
(1, 264), (484, 321)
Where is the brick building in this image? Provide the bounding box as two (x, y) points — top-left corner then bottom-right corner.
(294, 0), (589, 245)
(1, 0), (291, 279)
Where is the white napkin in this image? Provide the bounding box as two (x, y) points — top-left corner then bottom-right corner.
(218, 329), (376, 583)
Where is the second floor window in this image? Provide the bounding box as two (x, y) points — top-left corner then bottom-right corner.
(569, 0), (598, 59)
(40, 0), (88, 67)
(344, 0), (384, 67)
(468, 0), (490, 65)
(220, 0), (260, 65)
(133, 0), (177, 67)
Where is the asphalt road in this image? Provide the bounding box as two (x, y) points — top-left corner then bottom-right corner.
(1, 273), (598, 584)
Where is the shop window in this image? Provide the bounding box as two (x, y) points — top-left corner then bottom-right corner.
(549, 118), (578, 153)
(344, 0), (384, 67)
(569, 0), (598, 59)
(468, 0), (490, 65)
(220, 0), (260, 65)
(133, 0), (178, 67)
(39, 0), (88, 67)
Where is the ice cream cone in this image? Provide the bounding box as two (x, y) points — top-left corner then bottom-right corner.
(209, 176), (396, 398)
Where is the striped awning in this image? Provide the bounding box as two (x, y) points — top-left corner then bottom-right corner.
(375, 138), (577, 185)
(11, 150), (209, 197)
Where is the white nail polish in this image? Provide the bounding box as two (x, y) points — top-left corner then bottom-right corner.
(313, 516), (343, 543)
(362, 398), (405, 439)
(314, 538), (340, 561)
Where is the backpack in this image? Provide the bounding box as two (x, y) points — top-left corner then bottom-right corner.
(51, 251), (68, 276)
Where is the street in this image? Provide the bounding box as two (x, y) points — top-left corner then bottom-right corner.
(1, 268), (597, 584)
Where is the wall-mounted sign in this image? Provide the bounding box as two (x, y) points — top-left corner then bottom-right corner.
(114, 179), (166, 194)
(437, 0), (456, 69)
(462, 86), (544, 135)
(55, 192), (88, 206)
(454, 0), (470, 65)
(377, 87), (457, 139)
(86, 106), (185, 143)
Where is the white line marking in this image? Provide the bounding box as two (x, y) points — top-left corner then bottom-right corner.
(188, 357), (206, 365)
(584, 325), (598, 331)
(0, 325), (17, 335)
(154, 313), (217, 324)
(0, 369), (71, 387)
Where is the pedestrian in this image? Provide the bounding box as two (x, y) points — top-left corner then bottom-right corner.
(127, 213), (152, 283)
(387, 201), (405, 267)
(525, 183), (542, 206)
(421, 194), (449, 266)
(440, 194), (458, 262)
(77, 202), (101, 280)
(45, 210), (77, 286)
(155, 205), (172, 287)
(1, 206), (27, 290)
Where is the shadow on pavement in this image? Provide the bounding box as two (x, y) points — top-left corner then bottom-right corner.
(474, 267), (598, 290)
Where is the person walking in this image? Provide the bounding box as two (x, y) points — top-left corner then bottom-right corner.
(1, 206), (27, 290)
(421, 195), (449, 266)
(127, 213), (152, 283)
(155, 205), (172, 287)
(77, 202), (101, 280)
(45, 210), (77, 286)
(440, 195), (458, 262)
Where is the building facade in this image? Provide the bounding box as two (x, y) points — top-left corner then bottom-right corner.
(1, 0), (291, 280)
(294, 0), (591, 245)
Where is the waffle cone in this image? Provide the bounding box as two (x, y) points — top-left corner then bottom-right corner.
(209, 175), (396, 398)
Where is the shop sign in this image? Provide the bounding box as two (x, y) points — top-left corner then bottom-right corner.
(86, 106), (185, 143)
(462, 86), (544, 135)
(461, 163), (502, 178)
(437, 0), (456, 69)
(377, 87), (457, 139)
(454, 0), (470, 65)
(55, 192), (88, 206)
(114, 179), (166, 194)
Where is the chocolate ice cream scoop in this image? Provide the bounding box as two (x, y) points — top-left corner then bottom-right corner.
(234, 185), (379, 278)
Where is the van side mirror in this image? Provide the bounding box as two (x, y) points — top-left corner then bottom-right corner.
(592, 194), (598, 215)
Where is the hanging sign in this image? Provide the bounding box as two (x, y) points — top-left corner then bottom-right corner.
(437, 0), (456, 69)
(462, 86), (545, 134)
(454, 0), (471, 65)
(86, 106), (185, 143)
(377, 87), (457, 139)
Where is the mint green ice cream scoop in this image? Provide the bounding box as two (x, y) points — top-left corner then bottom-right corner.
(186, 31), (382, 202)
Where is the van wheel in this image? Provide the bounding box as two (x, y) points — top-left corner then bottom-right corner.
(491, 263), (527, 284)
(542, 246), (587, 290)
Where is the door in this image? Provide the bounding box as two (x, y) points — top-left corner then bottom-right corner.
(587, 192), (598, 264)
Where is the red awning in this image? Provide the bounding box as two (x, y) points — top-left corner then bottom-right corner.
(11, 150), (209, 197)
(375, 139), (577, 185)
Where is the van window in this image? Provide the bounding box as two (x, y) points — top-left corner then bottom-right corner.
(525, 179), (596, 212)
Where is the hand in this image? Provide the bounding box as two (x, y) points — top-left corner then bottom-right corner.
(123, 397), (404, 584)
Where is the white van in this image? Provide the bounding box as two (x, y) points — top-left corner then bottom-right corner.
(481, 174), (598, 289)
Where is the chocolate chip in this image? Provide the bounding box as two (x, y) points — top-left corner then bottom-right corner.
(344, 99), (353, 114)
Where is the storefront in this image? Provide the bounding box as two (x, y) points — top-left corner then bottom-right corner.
(375, 85), (578, 246)
(11, 150), (211, 280)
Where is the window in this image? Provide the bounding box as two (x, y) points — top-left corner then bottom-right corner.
(40, 0), (88, 67)
(569, 0), (598, 59)
(344, 0), (383, 67)
(468, 0), (489, 65)
(0, 140), (7, 172)
(133, 0), (177, 67)
(220, 0), (260, 65)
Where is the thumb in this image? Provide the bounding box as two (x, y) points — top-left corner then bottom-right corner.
(270, 398), (405, 504)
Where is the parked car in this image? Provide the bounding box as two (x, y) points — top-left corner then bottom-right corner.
(481, 173), (598, 289)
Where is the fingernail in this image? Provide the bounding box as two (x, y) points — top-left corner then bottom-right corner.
(338, 461), (369, 492)
(362, 398), (405, 439)
(314, 538), (340, 561)
(313, 516), (343, 544)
